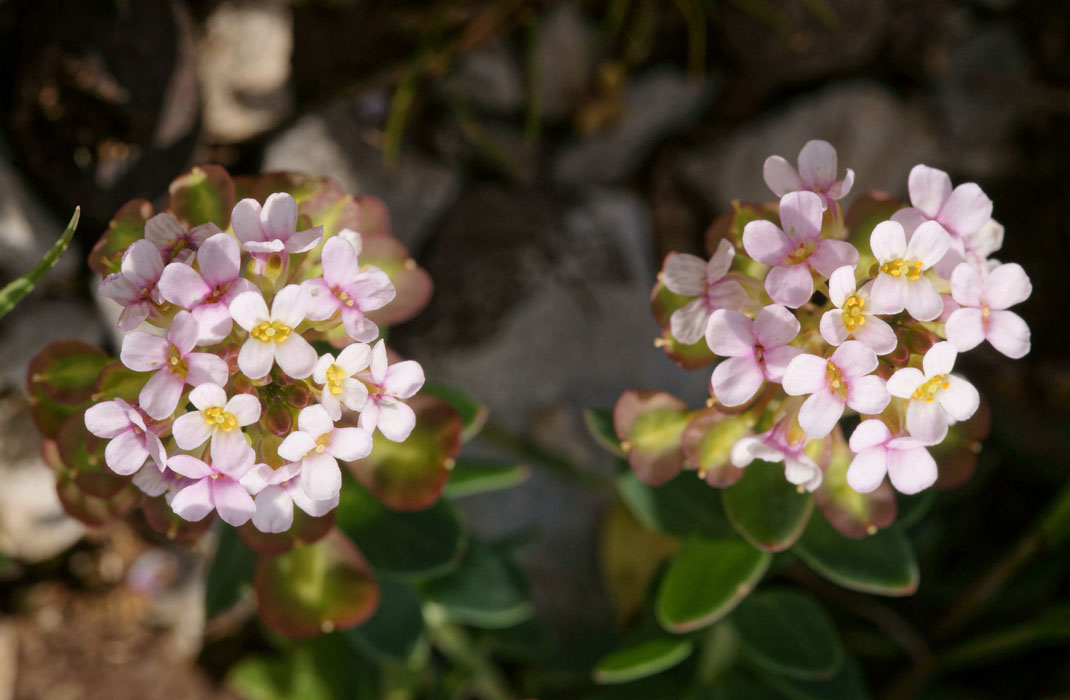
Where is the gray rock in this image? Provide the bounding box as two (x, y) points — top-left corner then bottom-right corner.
(680, 81), (941, 211)
(0, 458), (85, 563)
(433, 117), (540, 183)
(0, 299), (105, 392)
(199, 0), (295, 144)
(263, 95), (463, 250)
(0, 618), (13, 700)
(444, 41), (525, 116)
(553, 67), (715, 186)
(535, 3), (595, 121)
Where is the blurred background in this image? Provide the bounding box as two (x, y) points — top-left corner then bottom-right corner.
(0, 0), (1067, 698)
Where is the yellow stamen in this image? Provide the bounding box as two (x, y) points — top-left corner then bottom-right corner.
(841, 294), (867, 332)
(203, 406), (239, 431)
(251, 320), (292, 343)
(786, 239), (817, 265)
(880, 258), (924, 281)
(325, 364), (346, 396)
(912, 374), (950, 403)
(314, 433), (330, 455)
(826, 360), (846, 397)
(167, 347), (188, 380)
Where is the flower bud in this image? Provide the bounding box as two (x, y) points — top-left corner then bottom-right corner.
(263, 404), (293, 437)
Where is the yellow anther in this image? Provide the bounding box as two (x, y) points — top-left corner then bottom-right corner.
(880, 258), (924, 281)
(982, 306), (990, 319)
(313, 433), (331, 456)
(325, 364), (346, 396)
(203, 406), (239, 431)
(653, 338), (667, 348)
(912, 374), (948, 403)
(787, 239), (817, 265)
(841, 294), (867, 332)
(826, 361), (845, 396)
(866, 524), (878, 535)
(167, 347), (188, 380)
(620, 440), (632, 451)
(251, 320), (292, 343)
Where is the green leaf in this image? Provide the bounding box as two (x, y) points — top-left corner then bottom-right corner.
(168, 165), (235, 229)
(793, 515), (919, 597)
(56, 410), (126, 499)
(733, 589), (843, 680)
(205, 526), (256, 618)
(681, 409), (752, 487)
(593, 638), (694, 685)
(443, 459), (530, 499)
(420, 382), (488, 441)
(92, 361), (148, 402)
(941, 602), (1070, 670)
(88, 199), (153, 275)
(227, 635), (380, 700)
(760, 653), (870, 700)
(335, 479), (467, 579)
(617, 470), (735, 540)
(0, 207), (79, 319)
(585, 407), (625, 457)
(343, 579), (424, 663)
(254, 530), (379, 639)
(423, 540), (533, 629)
(722, 461), (813, 552)
(27, 340), (109, 406)
(656, 538), (770, 634)
(615, 390), (690, 485)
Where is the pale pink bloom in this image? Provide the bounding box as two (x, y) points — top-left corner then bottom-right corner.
(661, 239), (749, 344)
(229, 286), (318, 380)
(132, 463), (188, 499)
(231, 193), (323, 254)
(868, 219), (950, 321)
(84, 398), (167, 475)
(705, 304), (802, 407)
(819, 266), (897, 355)
(312, 343), (372, 420)
(847, 419), (937, 495)
(120, 311), (229, 420)
(99, 239), (165, 331)
(302, 237), (395, 342)
(762, 139), (855, 209)
(336, 227), (363, 255)
(158, 233), (257, 344)
(172, 383), (260, 464)
(144, 213), (218, 265)
(886, 341), (979, 444)
(278, 405), (372, 501)
(946, 262), (1031, 359)
(240, 462), (339, 533)
(730, 420), (822, 492)
(358, 340), (425, 442)
(894, 165), (993, 241)
(166, 452), (257, 526)
(782, 341), (890, 439)
(743, 191), (858, 308)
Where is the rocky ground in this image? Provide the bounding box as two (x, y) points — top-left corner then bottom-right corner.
(0, 0), (1068, 697)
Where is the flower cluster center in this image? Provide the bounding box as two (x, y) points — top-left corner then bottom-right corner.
(314, 433), (330, 454)
(326, 364), (346, 396)
(334, 287), (356, 308)
(167, 346), (188, 380)
(912, 374), (949, 402)
(825, 360), (846, 397)
(251, 320), (292, 343)
(841, 294), (867, 331)
(787, 239), (817, 265)
(880, 258), (924, 280)
(203, 406), (238, 431)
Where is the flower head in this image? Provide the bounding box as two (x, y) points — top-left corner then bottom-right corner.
(144, 213), (218, 265)
(302, 237), (396, 342)
(730, 418), (822, 492)
(231, 193), (323, 254)
(278, 405), (372, 501)
(847, 419), (937, 495)
(705, 304), (802, 406)
(762, 140), (855, 208)
(84, 398), (167, 475)
(819, 266), (898, 355)
(172, 383), (260, 463)
(312, 343), (372, 420)
(240, 462), (339, 533)
(743, 191), (858, 308)
(661, 239), (748, 344)
(229, 285), (318, 379)
(166, 452), (258, 526)
(99, 239), (165, 331)
(358, 340), (425, 441)
(868, 219), (950, 321)
(946, 262), (1031, 358)
(886, 342), (979, 444)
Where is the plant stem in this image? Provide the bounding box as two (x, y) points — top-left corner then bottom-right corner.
(425, 604), (517, 700)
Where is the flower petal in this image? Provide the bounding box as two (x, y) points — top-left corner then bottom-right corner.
(384, 360), (425, 399)
(939, 183), (993, 237)
(778, 191), (824, 239)
(819, 310), (848, 347)
(906, 221), (951, 269)
(297, 405), (334, 439)
(189, 383), (226, 410)
(765, 263), (814, 308)
(784, 455), (822, 492)
(140, 370), (185, 420)
(752, 304), (800, 349)
(336, 342), (372, 374)
(797, 140), (838, 188)
(274, 335), (318, 379)
(369, 340), (388, 384)
(847, 447), (888, 493)
(826, 168), (854, 199)
(849, 419), (892, 452)
(121, 240), (164, 288)
(172, 412), (212, 450)
(886, 445), (937, 494)
(870, 221), (907, 263)
(85, 401), (132, 438)
(104, 430), (150, 475)
(197, 233), (241, 288)
(828, 266), (856, 308)
(671, 298), (712, 346)
(762, 345), (803, 383)
(284, 226), (323, 254)
(290, 484), (338, 518)
(831, 340), (878, 378)
(238, 339), (274, 380)
(906, 399), (948, 444)
(167, 454), (214, 480)
(868, 274), (908, 315)
(252, 485), (295, 533)
(704, 309), (754, 357)
(377, 398), (416, 442)
(158, 263), (210, 308)
(782, 354), (829, 396)
(229, 291), (270, 331)
(798, 389), (845, 439)
(846, 375), (890, 415)
(809, 239), (859, 277)
(261, 192), (298, 240)
(711, 356), (764, 407)
(120, 332), (169, 372)
(210, 427), (253, 467)
(328, 427), (373, 462)
(243, 239), (286, 253)
(923, 341), (958, 377)
(986, 310), (1030, 359)
(762, 155), (802, 196)
(967, 218), (1003, 258)
(938, 375), (979, 422)
(908, 165), (953, 217)
(945, 308), (985, 353)
(278, 431), (316, 462)
(340, 379), (369, 412)
(742, 220), (792, 265)
(170, 478), (215, 521)
(322, 236), (361, 288)
(186, 352), (229, 387)
(983, 262), (1032, 310)
(851, 315), (898, 355)
(950, 262), (983, 307)
(211, 478), (256, 526)
(886, 367), (925, 399)
(226, 393), (262, 425)
(340, 308), (380, 343)
(191, 302), (234, 344)
(706, 239), (735, 283)
(271, 284), (308, 328)
(299, 452), (342, 501)
(231, 198), (264, 244)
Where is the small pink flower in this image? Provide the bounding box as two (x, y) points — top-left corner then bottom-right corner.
(166, 452), (257, 527)
(84, 398), (167, 475)
(231, 193), (323, 254)
(946, 262), (1031, 359)
(302, 237), (396, 342)
(229, 285), (318, 380)
(782, 341), (890, 439)
(730, 420), (822, 492)
(847, 419), (937, 495)
(896, 165), (993, 241)
(312, 343), (372, 420)
(819, 266), (897, 355)
(762, 139), (855, 208)
(661, 239), (749, 344)
(705, 304), (802, 407)
(144, 213), (218, 265)
(868, 219), (950, 321)
(98, 239), (165, 331)
(172, 383), (261, 464)
(132, 463), (187, 499)
(886, 341), (979, 444)
(358, 340), (425, 442)
(120, 311), (229, 420)
(240, 462), (338, 533)
(278, 405), (372, 501)
(743, 191), (858, 308)
(158, 233), (257, 344)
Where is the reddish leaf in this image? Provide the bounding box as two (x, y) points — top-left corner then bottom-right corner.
(932, 397), (991, 490)
(614, 390), (691, 486)
(88, 198), (154, 275)
(141, 495), (217, 542)
(361, 236), (433, 326)
(237, 508), (335, 555)
(812, 429), (897, 539)
(681, 408), (754, 487)
(27, 340), (109, 406)
(55, 470), (138, 527)
(56, 410), (127, 499)
(168, 165), (236, 229)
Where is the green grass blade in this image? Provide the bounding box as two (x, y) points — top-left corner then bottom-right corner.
(0, 207), (80, 319)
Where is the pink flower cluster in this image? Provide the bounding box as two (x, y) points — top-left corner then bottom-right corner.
(660, 141), (1031, 495)
(88, 193), (425, 532)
